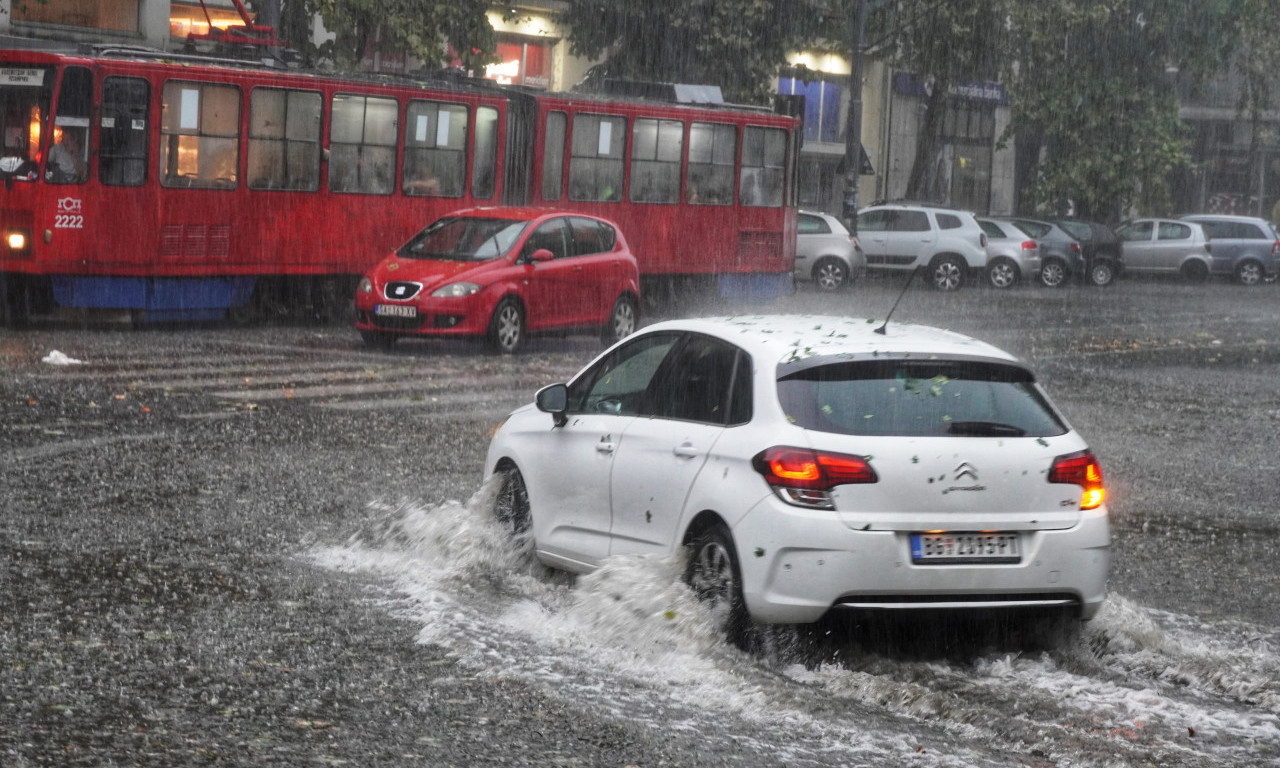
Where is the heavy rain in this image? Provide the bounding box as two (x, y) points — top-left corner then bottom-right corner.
(4, 1), (1280, 767)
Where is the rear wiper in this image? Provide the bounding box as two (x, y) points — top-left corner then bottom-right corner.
(946, 421), (1027, 437)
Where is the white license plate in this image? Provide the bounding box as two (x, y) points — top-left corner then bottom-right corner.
(910, 532), (1021, 564)
(375, 304), (417, 318)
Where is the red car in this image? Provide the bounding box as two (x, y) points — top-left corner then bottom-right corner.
(355, 208), (641, 353)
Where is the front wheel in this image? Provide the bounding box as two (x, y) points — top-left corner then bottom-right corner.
(684, 522), (752, 648)
(928, 255), (966, 291)
(812, 257), (851, 291)
(1040, 258), (1068, 288)
(494, 464), (532, 537)
(601, 295), (638, 346)
(1089, 259), (1116, 287)
(487, 298), (525, 354)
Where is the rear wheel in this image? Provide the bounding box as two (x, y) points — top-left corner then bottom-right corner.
(1088, 259), (1116, 287)
(986, 258), (1019, 289)
(928, 255), (965, 291)
(1235, 260), (1264, 285)
(1181, 260), (1210, 283)
(684, 521), (753, 648)
(812, 257), (851, 291)
(601, 295), (638, 346)
(487, 298), (525, 354)
(1040, 258), (1068, 288)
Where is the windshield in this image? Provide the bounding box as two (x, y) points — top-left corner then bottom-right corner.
(0, 65), (53, 181)
(397, 216), (529, 261)
(776, 359), (1067, 438)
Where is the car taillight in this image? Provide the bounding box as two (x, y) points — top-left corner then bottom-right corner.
(1021, 240), (1037, 251)
(1070, 242), (1082, 254)
(752, 446), (877, 509)
(1048, 450), (1105, 510)
(1271, 240), (1279, 257)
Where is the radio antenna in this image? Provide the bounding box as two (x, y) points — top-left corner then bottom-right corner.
(874, 265), (921, 335)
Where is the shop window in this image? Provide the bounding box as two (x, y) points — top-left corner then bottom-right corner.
(328, 93), (396, 194)
(687, 122), (735, 205)
(248, 88), (321, 191)
(160, 80), (241, 189)
(486, 39), (553, 89)
(16, 0), (138, 32)
(778, 76), (845, 144)
(630, 118), (682, 204)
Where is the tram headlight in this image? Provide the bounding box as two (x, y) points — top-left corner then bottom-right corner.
(5, 231), (27, 252)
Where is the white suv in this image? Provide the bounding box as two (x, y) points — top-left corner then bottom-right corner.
(857, 204), (989, 290)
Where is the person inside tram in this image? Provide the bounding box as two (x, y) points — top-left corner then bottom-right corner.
(1, 125), (37, 178)
(46, 127), (88, 183)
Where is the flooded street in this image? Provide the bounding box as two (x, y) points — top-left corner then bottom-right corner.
(2, 279), (1278, 766)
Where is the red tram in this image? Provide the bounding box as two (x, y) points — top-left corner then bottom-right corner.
(0, 46), (799, 324)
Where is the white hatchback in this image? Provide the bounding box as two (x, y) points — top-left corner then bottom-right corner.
(484, 315), (1110, 640)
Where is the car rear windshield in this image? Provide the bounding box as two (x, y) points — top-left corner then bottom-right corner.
(776, 358), (1067, 437)
(397, 216), (529, 261)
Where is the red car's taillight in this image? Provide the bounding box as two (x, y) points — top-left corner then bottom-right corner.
(753, 446), (877, 509)
(1048, 450), (1105, 510)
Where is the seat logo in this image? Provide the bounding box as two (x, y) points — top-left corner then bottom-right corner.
(392, 285), (410, 298)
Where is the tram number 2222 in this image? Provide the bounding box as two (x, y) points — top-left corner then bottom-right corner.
(55, 197), (84, 229)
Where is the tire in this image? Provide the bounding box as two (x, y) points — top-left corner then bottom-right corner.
(1088, 259), (1116, 287)
(487, 297), (525, 354)
(600, 294), (638, 346)
(684, 521), (753, 648)
(359, 330), (395, 350)
(1235, 260), (1264, 286)
(812, 257), (850, 291)
(928, 255), (966, 291)
(494, 464), (532, 537)
(1040, 258), (1068, 288)
(986, 258), (1019, 289)
(1181, 260), (1210, 284)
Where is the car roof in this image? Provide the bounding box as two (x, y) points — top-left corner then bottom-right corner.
(1180, 214), (1272, 224)
(637, 314), (1022, 367)
(442, 206), (607, 222)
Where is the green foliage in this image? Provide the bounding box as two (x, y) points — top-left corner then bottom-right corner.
(557, 0), (830, 104)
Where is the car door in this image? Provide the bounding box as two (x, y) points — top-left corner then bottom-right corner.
(1116, 220), (1157, 272)
(528, 332), (683, 565)
(883, 208), (936, 266)
(565, 216), (615, 325)
(1155, 221), (1199, 271)
(517, 217), (573, 330)
(608, 334), (747, 556)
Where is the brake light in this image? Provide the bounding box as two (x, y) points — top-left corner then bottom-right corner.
(1048, 450), (1105, 510)
(1070, 242), (1082, 254)
(1021, 240), (1037, 251)
(753, 446), (877, 509)
(1271, 240), (1279, 257)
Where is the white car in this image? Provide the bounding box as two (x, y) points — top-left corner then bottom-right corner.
(484, 315), (1110, 642)
(795, 210), (866, 291)
(856, 204), (989, 290)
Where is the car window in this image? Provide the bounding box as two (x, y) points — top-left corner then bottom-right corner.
(647, 334), (748, 425)
(567, 332), (681, 416)
(522, 217), (570, 259)
(1157, 222), (1192, 241)
(798, 213), (830, 235)
(1117, 221), (1154, 242)
(568, 217), (614, 256)
(397, 216), (528, 261)
(977, 219), (1004, 238)
(936, 213), (962, 229)
(857, 209), (890, 232)
(889, 210), (930, 232)
(1012, 219), (1050, 237)
(776, 358), (1066, 438)
(1055, 221), (1091, 241)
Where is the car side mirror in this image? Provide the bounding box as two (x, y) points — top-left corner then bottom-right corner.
(529, 248), (555, 262)
(535, 383), (568, 427)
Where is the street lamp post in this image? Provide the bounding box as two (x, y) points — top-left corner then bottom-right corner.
(843, 0), (867, 235)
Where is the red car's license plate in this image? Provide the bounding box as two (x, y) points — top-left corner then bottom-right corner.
(375, 304), (417, 318)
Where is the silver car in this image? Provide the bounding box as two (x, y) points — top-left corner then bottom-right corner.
(1179, 214), (1280, 285)
(1115, 219), (1213, 282)
(795, 210), (865, 291)
(976, 217), (1041, 288)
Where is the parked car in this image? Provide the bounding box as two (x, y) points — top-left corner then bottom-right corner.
(795, 210), (866, 291)
(995, 217), (1086, 288)
(354, 207), (641, 353)
(1114, 218), (1214, 282)
(976, 217), (1041, 288)
(485, 314), (1110, 645)
(856, 203), (988, 291)
(1179, 214), (1280, 285)
(1048, 218), (1124, 287)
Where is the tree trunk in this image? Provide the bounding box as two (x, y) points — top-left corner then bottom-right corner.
(905, 75), (949, 202)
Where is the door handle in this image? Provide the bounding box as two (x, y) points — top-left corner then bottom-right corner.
(596, 435), (616, 454)
(673, 442), (699, 458)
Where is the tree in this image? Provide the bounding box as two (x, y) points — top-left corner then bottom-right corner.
(557, 0), (828, 104)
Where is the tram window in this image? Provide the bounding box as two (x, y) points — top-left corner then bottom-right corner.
(472, 106), (499, 199)
(47, 66), (91, 185)
(0, 65), (52, 182)
(100, 76), (149, 186)
(687, 122), (734, 205)
(541, 111), (566, 201)
(248, 88), (321, 191)
(630, 118), (682, 204)
(329, 94), (396, 195)
(160, 80), (241, 189)
(404, 100), (466, 197)
(740, 125), (786, 207)
(569, 113), (624, 202)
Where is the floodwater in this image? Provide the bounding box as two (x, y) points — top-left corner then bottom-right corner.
(312, 483), (1279, 767)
